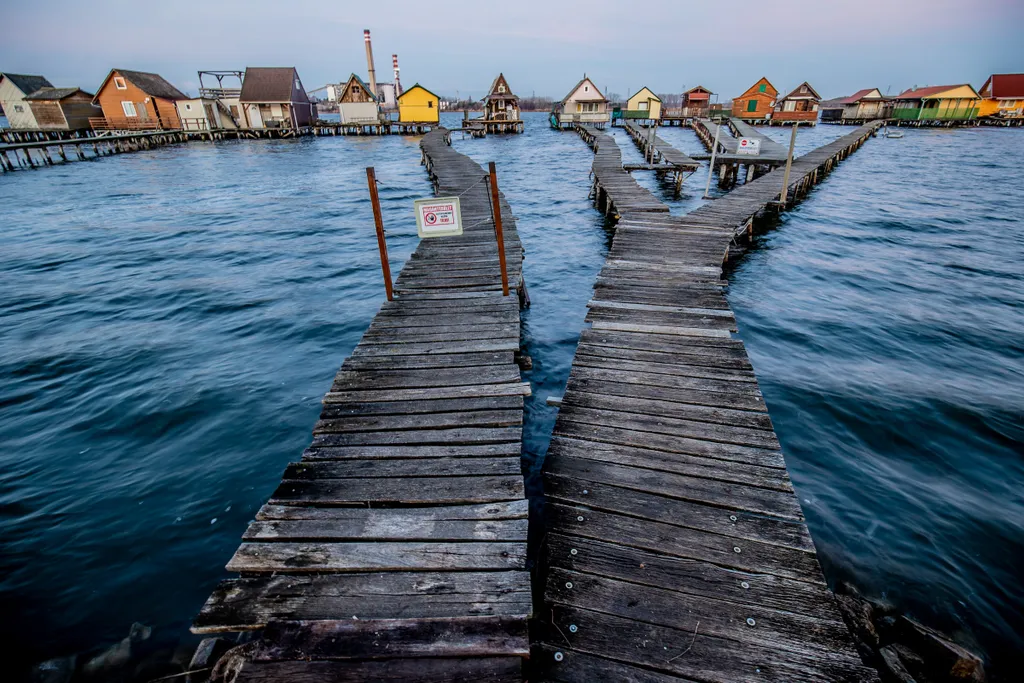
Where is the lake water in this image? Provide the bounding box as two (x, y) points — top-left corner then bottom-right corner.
(1, 112), (1021, 677)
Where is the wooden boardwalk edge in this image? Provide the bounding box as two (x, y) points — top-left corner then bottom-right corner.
(535, 123), (884, 682)
(192, 127), (531, 682)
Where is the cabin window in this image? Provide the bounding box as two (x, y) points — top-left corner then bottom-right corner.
(427, 101), (433, 108)
(758, 83), (766, 93)
(498, 85), (505, 93)
(638, 101), (648, 110)
(584, 86), (589, 92)
(121, 101), (137, 117)
(800, 85), (807, 93)
(185, 103), (192, 111)
(295, 79), (301, 90)
(14, 104), (24, 112)
(114, 77), (127, 90)
(747, 99), (757, 112)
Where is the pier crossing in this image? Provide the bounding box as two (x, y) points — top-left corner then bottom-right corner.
(192, 128), (532, 682)
(691, 118), (790, 187)
(535, 123), (884, 682)
(620, 120), (698, 194)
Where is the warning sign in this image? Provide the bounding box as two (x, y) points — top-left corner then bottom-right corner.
(414, 197), (463, 238)
(736, 137), (761, 156)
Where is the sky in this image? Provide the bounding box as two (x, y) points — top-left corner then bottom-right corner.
(2, 0), (1021, 101)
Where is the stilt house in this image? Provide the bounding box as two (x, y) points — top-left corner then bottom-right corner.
(732, 77), (777, 121)
(397, 84), (439, 123)
(337, 73), (380, 124)
(92, 69), (186, 131)
(624, 87), (661, 120)
(892, 84), (980, 122)
(550, 76), (609, 128)
(238, 67), (316, 129)
(23, 88), (100, 131)
(821, 89), (890, 123)
(483, 74), (520, 122)
(772, 82), (821, 125)
(0, 73), (54, 129)
(978, 74), (1024, 120)
(681, 86), (712, 117)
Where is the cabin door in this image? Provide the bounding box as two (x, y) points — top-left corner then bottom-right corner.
(248, 105), (263, 128)
(137, 103), (150, 121)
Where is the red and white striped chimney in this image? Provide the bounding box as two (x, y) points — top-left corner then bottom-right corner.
(392, 54), (402, 98)
(364, 30), (377, 98)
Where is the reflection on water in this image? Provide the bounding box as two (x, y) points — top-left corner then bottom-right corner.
(1, 113), (1021, 676)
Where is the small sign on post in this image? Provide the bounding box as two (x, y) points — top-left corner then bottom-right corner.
(736, 138), (761, 156)
(414, 197), (463, 238)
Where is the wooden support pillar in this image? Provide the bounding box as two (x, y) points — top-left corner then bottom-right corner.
(365, 167), (394, 301)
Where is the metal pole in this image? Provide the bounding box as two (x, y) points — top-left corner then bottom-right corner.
(779, 122), (799, 207)
(703, 120), (721, 199)
(365, 166), (393, 301)
(488, 162), (510, 297)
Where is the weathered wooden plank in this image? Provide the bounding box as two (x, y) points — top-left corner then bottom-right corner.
(314, 409), (522, 433)
(270, 474), (524, 505)
(193, 571), (532, 632)
(226, 541), (527, 573)
(323, 383), (530, 403)
(233, 657), (524, 683)
(257, 499), (528, 521)
(251, 616), (529, 660)
(307, 426), (522, 447)
(302, 442), (521, 460)
(319, 395), (523, 418)
(279, 458), (522, 480)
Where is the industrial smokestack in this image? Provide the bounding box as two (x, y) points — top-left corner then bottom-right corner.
(364, 30), (377, 100)
(392, 54), (402, 98)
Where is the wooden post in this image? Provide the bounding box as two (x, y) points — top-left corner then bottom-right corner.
(779, 122), (799, 207)
(703, 120), (721, 199)
(488, 162), (510, 297)
(365, 167), (394, 301)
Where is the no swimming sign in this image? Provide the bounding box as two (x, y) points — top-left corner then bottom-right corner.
(414, 197), (463, 238)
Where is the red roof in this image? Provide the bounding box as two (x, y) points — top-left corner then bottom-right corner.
(895, 84), (971, 100)
(980, 74), (1024, 99)
(840, 88), (885, 104)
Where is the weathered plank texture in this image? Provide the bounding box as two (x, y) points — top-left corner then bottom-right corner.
(194, 128), (529, 682)
(536, 122), (884, 682)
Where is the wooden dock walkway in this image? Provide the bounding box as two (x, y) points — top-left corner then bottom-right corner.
(621, 121), (699, 171)
(535, 122), (884, 682)
(577, 124), (669, 217)
(192, 127), (532, 682)
(691, 118), (788, 164)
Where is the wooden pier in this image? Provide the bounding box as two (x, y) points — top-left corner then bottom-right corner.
(619, 120), (698, 194)
(577, 124), (669, 216)
(191, 127), (532, 682)
(0, 131), (190, 172)
(534, 122), (884, 682)
(691, 118), (789, 187)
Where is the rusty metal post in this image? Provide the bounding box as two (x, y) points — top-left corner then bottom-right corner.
(365, 167), (394, 301)
(488, 162), (510, 297)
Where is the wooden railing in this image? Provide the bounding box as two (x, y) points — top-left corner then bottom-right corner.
(90, 117), (181, 131)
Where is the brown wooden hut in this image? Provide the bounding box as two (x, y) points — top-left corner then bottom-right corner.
(238, 67), (316, 129)
(682, 85), (712, 117)
(24, 88), (100, 131)
(92, 69), (186, 131)
(481, 73), (522, 132)
(772, 82), (821, 125)
(731, 77), (777, 121)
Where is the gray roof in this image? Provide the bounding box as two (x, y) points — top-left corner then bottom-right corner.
(239, 67), (309, 103)
(24, 87), (92, 101)
(115, 69), (187, 100)
(1, 73), (53, 97)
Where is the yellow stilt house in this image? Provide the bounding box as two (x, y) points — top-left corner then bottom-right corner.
(978, 74), (1024, 121)
(892, 84), (980, 122)
(624, 87), (661, 120)
(397, 83), (439, 123)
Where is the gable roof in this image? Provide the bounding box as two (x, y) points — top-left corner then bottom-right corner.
(781, 82), (821, 101)
(24, 87), (93, 101)
(684, 85), (712, 95)
(740, 77), (777, 98)
(839, 88), (885, 104)
(980, 73), (1024, 99)
(484, 73), (518, 102)
(629, 86), (661, 102)
(398, 83), (440, 102)
(1, 73), (53, 97)
(92, 69), (187, 103)
(895, 84), (978, 100)
(560, 76), (606, 104)
(338, 73), (377, 102)
(239, 67), (308, 103)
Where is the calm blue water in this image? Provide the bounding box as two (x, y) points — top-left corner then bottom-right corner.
(1, 114), (1021, 677)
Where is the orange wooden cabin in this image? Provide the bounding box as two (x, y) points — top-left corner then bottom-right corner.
(731, 77), (777, 121)
(773, 82), (821, 125)
(92, 69), (187, 131)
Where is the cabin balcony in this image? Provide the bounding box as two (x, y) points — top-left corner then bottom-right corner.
(90, 117), (178, 131)
(773, 109), (818, 122)
(664, 106), (709, 119)
(891, 107), (978, 121)
(555, 112), (610, 124)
